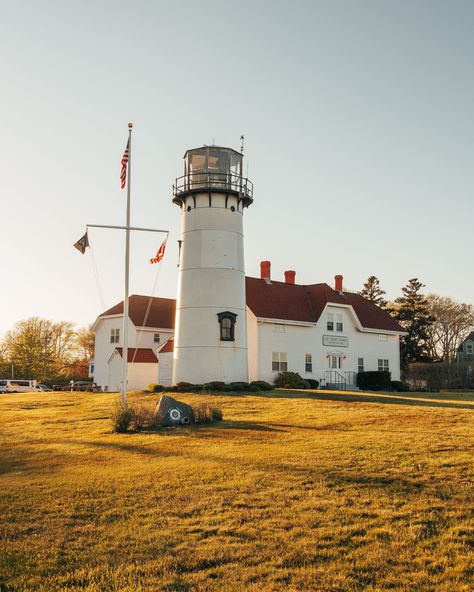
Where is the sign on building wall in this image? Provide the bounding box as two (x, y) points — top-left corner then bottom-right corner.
(322, 335), (349, 348)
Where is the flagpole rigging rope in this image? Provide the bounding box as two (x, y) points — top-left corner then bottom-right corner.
(89, 239), (106, 312)
(131, 250), (166, 365)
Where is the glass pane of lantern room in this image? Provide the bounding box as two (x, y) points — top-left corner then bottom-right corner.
(187, 150), (207, 174)
(230, 152), (242, 177)
(186, 150), (207, 190)
(207, 149), (229, 189)
(207, 149), (229, 173)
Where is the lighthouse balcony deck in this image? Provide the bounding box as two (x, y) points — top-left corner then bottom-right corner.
(173, 172), (253, 206)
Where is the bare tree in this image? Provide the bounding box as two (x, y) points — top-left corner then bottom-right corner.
(425, 295), (474, 362)
(75, 325), (95, 360)
(1, 318), (80, 380)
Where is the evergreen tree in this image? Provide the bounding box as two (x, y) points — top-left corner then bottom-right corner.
(358, 275), (388, 308)
(391, 279), (436, 368)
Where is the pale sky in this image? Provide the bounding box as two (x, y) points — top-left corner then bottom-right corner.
(1, 0), (473, 336)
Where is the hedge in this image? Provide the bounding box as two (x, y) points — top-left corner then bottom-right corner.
(356, 371), (391, 391)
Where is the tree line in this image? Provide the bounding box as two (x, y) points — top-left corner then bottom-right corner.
(0, 318), (94, 382)
(359, 276), (474, 369)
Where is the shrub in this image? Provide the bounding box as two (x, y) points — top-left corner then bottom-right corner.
(307, 379), (320, 389)
(207, 381), (226, 391)
(193, 403), (223, 423)
(231, 382), (250, 390)
(129, 404), (157, 431)
(188, 384), (204, 393)
(175, 381), (193, 392)
(250, 380), (274, 391)
(229, 383), (245, 392)
(111, 404), (134, 433)
(148, 383), (165, 393)
(357, 371), (392, 391)
(274, 371), (310, 389)
(391, 380), (410, 392)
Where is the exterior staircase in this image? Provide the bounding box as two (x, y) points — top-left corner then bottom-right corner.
(322, 370), (359, 391)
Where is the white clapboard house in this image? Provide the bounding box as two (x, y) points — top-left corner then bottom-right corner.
(91, 144), (404, 391)
(91, 266), (403, 391)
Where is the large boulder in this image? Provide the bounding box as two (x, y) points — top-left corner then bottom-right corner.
(155, 395), (195, 426)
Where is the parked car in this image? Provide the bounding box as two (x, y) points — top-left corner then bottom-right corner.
(71, 381), (100, 392)
(37, 384), (51, 391)
(0, 379), (42, 393)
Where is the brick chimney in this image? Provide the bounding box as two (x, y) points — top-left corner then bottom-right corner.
(260, 261), (271, 282)
(335, 274), (343, 292)
(284, 270), (296, 285)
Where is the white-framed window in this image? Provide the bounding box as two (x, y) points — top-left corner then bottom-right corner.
(466, 343), (473, 354)
(273, 323), (286, 333)
(272, 352), (288, 372)
(378, 359), (389, 371)
(336, 313), (343, 332)
(305, 354), (312, 373)
(378, 334), (388, 342)
(154, 333), (161, 343)
(327, 313), (334, 331)
(90, 364), (95, 374)
(329, 355), (341, 369)
(357, 357), (364, 373)
(110, 328), (120, 343)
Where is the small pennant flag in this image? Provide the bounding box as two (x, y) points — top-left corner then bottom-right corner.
(120, 140), (129, 189)
(149, 239), (167, 264)
(73, 232), (89, 254)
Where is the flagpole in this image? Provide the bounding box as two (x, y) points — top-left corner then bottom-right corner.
(121, 123), (133, 407)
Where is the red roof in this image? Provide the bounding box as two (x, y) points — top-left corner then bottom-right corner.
(115, 348), (158, 363)
(158, 338), (174, 353)
(98, 282), (403, 334)
(245, 277), (403, 332)
(99, 295), (175, 329)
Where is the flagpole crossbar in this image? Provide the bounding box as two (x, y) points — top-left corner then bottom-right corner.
(87, 224), (169, 234)
(75, 125), (169, 409)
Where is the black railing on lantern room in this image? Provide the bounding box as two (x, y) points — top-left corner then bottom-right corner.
(172, 172), (253, 207)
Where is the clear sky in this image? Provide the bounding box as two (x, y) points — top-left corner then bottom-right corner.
(1, 0), (473, 336)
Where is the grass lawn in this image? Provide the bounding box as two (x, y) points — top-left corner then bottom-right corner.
(0, 389), (473, 592)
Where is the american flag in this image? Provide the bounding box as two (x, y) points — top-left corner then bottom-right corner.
(120, 140), (129, 189)
(149, 240), (167, 264)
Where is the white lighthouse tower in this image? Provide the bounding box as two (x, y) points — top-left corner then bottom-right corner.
(171, 145), (253, 385)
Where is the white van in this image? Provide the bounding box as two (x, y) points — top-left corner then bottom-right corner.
(0, 379), (42, 393)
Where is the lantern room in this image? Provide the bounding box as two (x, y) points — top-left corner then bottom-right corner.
(173, 145), (253, 207)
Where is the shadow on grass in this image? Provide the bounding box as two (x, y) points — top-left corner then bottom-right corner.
(328, 472), (425, 494)
(240, 390), (474, 410)
(63, 421), (284, 454)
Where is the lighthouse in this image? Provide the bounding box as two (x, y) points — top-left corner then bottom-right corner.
(171, 145), (253, 385)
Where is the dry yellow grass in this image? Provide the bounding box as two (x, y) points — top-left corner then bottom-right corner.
(0, 389), (473, 591)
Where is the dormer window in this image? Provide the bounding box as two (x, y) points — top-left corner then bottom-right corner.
(466, 343), (473, 354)
(217, 311), (237, 341)
(327, 313), (334, 331)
